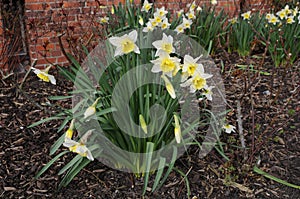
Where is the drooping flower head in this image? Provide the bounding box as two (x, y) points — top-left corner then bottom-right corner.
(31, 65), (56, 85)
(109, 30), (140, 57)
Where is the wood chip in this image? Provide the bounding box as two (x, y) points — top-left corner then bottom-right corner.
(4, 187), (17, 191)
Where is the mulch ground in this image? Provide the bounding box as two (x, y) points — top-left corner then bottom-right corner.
(0, 52), (299, 198)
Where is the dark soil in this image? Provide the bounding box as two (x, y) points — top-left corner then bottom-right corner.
(0, 53), (299, 198)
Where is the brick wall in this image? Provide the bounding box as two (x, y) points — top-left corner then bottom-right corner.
(1, 0), (267, 70)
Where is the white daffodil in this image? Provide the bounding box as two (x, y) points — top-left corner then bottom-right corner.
(182, 55), (202, 76)
(211, 0), (217, 5)
(186, 10), (196, 20)
(139, 114), (148, 134)
(99, 16), (109, 24)
(241, 11), (251, 20)
(161, 74), (176, 99)
(177, 9), (184, 17)
(175, 24), (185, 34)
(153, 13), (164, 25)
(266, 13), (271, 20)
(161, 18), (171, 30)
(155, 7), (168, 18)
(283, 5), (292, 15)
(293, 7), (298, 16)
(229, 17), (238, 24)
(276, 9), (286, 20)
(141, 0), (153, 12)
(32, 66), (56, 85)
(152, 33), (175, 56)
(196, 6), (202, 12)
(268, 14), (279, 25)
(63, 130), (94, 161)
(286, 16), (295, 24)
(181, 70), (212, 93)
(138, 16), (144, 25)
(151, 52), (181, 77)
(182, 17), (193, 29)
(222, 124), (236, 134)
(109, 30), (140, 57)
(187, 1), (196, 11)
(84, 97), (100, 119)
(149, 18), (159, 27)
(143, 21), (155, 32)
(174, 114), (181, 143)
(202, 85), (214, 101)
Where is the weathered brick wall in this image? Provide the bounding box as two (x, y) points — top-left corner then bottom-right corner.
(1, 0), (269, 69)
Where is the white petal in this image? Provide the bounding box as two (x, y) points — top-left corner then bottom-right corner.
(151, 64), (162, 73)
(134, 45), (140, 54)
(128, 30), (138, 42)
(109, 37), (122, 46)
(86, 150), (94, 161)
(114, 47), (123, 57)
(48, 75), (56, 85)
(63, 138), (79, 147)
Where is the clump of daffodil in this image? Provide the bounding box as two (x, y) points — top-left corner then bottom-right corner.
(161, 74), (176, 99)
(152, 33), (175, 56)
(31, 65), (56, 85)
(139, 114), (148, 134)
(63, 129), (94, 161)
(174, 114), (181, 144)
(109, 30), (140, 57)
(241, 11), (251, 20)
(141, 0), (153, 12)
(222, 124), (236, 134)
(84, 97), (101, 119)
(99, 16), (109, 24)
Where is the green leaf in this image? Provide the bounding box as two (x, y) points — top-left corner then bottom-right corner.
(49, 133), (65, 155)
(58, 154), (83, 175)
(142, 142), (154, 195)
(28, 116), (63, 128)
(253, 166), (300, 189)
(48, 95), (73, 100)
(35, 151), (69, 179)
(152, 157), (166, 192)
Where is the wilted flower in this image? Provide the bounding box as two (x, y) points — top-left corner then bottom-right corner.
(161, 74), (176, 99)
(32, 65), (56, 85)
(241, 11), (251, 20)
(152, 33), (175, 56)
(109, 30), (140, 57)
(151, 52), (181, 77)
(139, 114), (148, 134)
(141, 0), (153, 12)
(174, 114), (181, 143)
(222, 124), (236, 134)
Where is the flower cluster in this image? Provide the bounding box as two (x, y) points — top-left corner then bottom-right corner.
(269, 5), (299, 25)
(143, 6), (170, 32)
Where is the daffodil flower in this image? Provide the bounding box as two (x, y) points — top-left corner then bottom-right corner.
(155, 7), (168, 18)
(293, 7), (298, 16)
(276, 10), (286, 20)
(65, 119), (75, 139)
(283, 5), (291, 15)
(109, 30), (140, 57)
(186, 10), (196, 20)
(182, 17), (193, 29)
(202, 85), (214, 101)
(161, 74), (176, 99)
(196, 6), (202, 12)
(151, 52), (181, 77)
(181, 69), (212, 93)
(143, 21), (155, 32)
(187, 1), (196, 11)
(229, 17), (238, 24)
(268, 14), (279, 25)
(152, 33), (175, 56)
(63, 130), (94, 161)
(222, 124), (236, 134)
(99, 16), (109, 24)
(161, 18), (170, 30)
(177, 9), (184, 17)
(139, 114), (148, 134)
(241, 11), (251, 20)
(211, 0), (217, 5)
(174, 114), (181, 143)
(141, 0), (153, 12)
(31, 66), (56, 85)
(175, 24), (185, 34)
(286, 16), (295, 24)
(138, 16), (144, 26)
(182, 55), (202, 76)
(84, 97), (100, 119)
